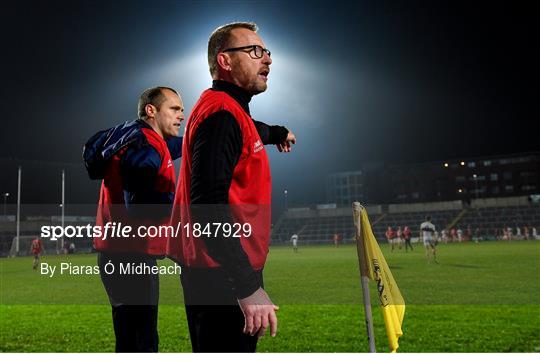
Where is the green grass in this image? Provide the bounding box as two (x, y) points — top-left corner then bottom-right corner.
(1, 241), (539, 352)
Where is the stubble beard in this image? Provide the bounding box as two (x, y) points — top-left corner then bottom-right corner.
(249, 79), (268, 96)
(252, 83), (268, 96)
(232, 66), (268, 95)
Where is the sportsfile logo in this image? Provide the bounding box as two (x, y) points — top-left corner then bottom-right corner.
(253, 139), (263, 153)
(40, 222), (253, 241)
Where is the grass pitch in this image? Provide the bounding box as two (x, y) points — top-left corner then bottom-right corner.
(1, 241), (539, 352)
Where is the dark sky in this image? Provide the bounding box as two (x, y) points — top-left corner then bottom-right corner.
(0, 0), (538, 206)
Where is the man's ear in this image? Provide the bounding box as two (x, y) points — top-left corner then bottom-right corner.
(217, 52), (232, 72)
(145, 104), (156, 118)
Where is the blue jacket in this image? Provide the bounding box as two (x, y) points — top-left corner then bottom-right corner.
(83, 119), (182, 205)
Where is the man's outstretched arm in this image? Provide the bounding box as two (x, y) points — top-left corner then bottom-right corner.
(253, 120), (296, 153)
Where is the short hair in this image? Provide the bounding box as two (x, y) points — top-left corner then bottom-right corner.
(208, 22), (258, 78)
(138, 86), (178, 119)
(426, 215), (432, 221)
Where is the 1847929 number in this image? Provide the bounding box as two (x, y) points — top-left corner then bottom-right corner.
(185, 223), (252, 238)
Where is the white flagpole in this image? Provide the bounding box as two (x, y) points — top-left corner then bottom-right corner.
(353, 202), (376, 352)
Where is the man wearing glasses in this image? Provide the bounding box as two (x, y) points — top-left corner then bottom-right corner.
(168, 22), (295, 351)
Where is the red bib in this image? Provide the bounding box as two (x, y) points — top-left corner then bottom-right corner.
(94, 127), (176, 255)
(167, 89), (271, 270)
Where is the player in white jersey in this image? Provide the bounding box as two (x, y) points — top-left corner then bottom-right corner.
(420, 216), (438, 263)
(441, 229), (449, 244)
(290, 234), (299, 253)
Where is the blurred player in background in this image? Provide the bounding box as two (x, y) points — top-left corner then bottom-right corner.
(450, 227), (457, 242)
(30, 236), (43, 270)
(403, 225), (413, 252)
(290, 233), (298, 252)
(333, 233), (341, 247)
(396, 226), (403, 250)
(386, 226), (396, 252)
(502, 227), (509, 241)
(420, 216), (438, 264)
(441, 228), (449, 244)
(473, 227), (481, 243)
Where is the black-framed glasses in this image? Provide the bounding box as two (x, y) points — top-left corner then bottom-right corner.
(222, 45), (271, 59)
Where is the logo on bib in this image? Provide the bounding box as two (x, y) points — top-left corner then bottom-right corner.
(253, 139), (263, 153)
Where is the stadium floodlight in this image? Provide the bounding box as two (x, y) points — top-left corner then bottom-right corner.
(473, 174), (479, 199)
(460, 161), (465, 166)
(458, 189), (463, 193)
(444, 163), (449, 168)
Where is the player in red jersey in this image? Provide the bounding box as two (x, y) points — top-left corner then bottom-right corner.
(386, 226), (396, 252)
(30, 237), (43, 270)
(403, 226), (413, 252)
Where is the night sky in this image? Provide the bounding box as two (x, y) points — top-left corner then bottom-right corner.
(1, 0), (538, 206)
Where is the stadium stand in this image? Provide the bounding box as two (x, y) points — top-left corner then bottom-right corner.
(271, 196), (540, 244)
(271, 205), (383, 245)
(457, 205), (540, 240)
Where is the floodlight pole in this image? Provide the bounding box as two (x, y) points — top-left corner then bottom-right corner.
(2, 192), (8, 219)
(473, 174), (479, 200)
(16, 166), (21, 255)
(61, 169), (65, 252)
(352, 202), (376, 352)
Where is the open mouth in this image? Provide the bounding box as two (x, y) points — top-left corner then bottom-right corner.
(258, 68), (269, 80)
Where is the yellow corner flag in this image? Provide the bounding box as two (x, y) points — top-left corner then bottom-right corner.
(356, 205), (405, 352)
